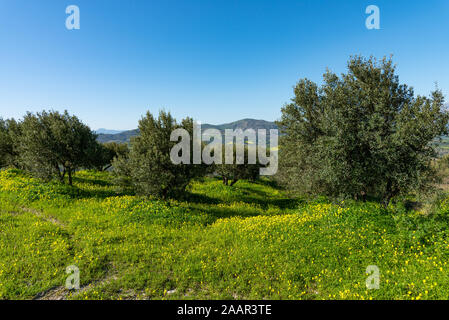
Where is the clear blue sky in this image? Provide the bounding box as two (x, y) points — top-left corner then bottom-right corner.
(0, 0), (448, 130)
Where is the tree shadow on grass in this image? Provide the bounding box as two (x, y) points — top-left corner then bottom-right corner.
(181, 192), (302, 223)
(55, 183), (135, 200)
(182, 192), (221, 205)
(184, 182), (301, 211)
(72, 176), (112, 187)
(185, 202), (271, 221)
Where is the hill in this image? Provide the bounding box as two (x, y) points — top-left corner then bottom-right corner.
(202, 118), (278, 132)
(95, 129), (124, 135)
(96, 119), (278, 144)
(96, 129), (140, 144)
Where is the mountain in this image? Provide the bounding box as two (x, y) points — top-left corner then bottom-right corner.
(95, 128), (125, 135)
(97, 129), (140, 144)
(202, 118), (277, 132)
(96, 119), (278, 144)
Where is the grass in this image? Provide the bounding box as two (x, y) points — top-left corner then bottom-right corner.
(1, 169), (449, 300)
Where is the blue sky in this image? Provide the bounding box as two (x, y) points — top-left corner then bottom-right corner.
(0, 0), (448, 130)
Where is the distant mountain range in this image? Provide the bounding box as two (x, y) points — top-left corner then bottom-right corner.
(96, 119), (278, 144)
(95, 128), (125, 135)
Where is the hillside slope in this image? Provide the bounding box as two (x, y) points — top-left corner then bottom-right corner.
(1, 169), (449, 299)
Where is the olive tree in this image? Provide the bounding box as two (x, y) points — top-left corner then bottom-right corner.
(91, 142), (129, 171)
(113, 110), (204, 198)
(0, 118), (20, 169)
(277, 56), (448, 206)
(215, 145), (262, 186)
(18, 110), (98, 185)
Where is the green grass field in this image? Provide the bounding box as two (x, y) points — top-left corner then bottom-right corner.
(1, 169), (449, 300)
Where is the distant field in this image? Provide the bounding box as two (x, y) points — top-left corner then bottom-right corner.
(435, 136), (449, 156)
(1, 169), (449, 300)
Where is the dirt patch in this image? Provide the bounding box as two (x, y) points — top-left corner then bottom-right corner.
(7, 210), (23, 216)
(21, 206), (66, 228)
(33, 286), (68, 300)
(33, 263), (118, 300)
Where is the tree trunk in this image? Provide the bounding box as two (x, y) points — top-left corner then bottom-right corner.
(382, 194), (392, 208)
(56, 165), (64, 182)
(382, 181), (397, 208)
(223, 177), (228, 185)
(382, 182), (391, 208)
(68, 168), (73, 186)
(361, 190), (367, 202)
(230, 179), (239, 187)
